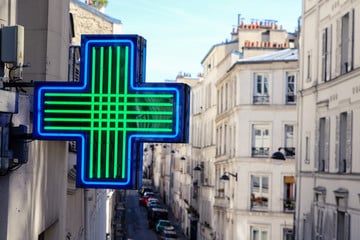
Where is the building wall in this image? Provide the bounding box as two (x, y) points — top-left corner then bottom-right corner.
(213, 56), (297, 240)
(297, 0), (360, 239)
(0, 1), (70, 239)
(70, 0), (122, 45)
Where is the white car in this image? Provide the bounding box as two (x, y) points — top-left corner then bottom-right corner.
(146, 198), (160, 207)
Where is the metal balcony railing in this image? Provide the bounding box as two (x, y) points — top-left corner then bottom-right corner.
(251, 147), (270, 157)
(283, 199), (295, 212)
(253, 95), (269, 104)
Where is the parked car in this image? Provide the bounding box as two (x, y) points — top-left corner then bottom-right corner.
(146, 198), (160, 208)
(158, 230), (178, 240)
(148, 208), (168, 228)
(155, 219), (175, 233)
(147, 201), (161, 209)
(139, 192), (155, 206)
(138, 186), (153, 196)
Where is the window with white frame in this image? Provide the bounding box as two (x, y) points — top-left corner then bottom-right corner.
(252, 124), (270, 157)
(250, 175), (269, 210)
(253, 73), (269, 104)
(251, 226), (269, 240)
(284, 124), (295, 157)
(286, 73), (296, 104)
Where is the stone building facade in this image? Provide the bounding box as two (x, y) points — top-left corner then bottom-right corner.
(296, 0), (360, 239)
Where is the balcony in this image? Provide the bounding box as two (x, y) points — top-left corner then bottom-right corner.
(253, 95), (269, 104)
(251, 147), (269, 157)
(250, 196), (268, 211)
(286, 93), (296, 104)
(283, 199), (295, 212)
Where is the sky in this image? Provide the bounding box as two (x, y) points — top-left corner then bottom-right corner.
(106, 0), (302, 82)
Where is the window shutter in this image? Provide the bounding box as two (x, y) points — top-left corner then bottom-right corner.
(327, 24), (332, 81)
(324, 117), (330, 172)
(323, 210), (334, 240)
(315, 118), (320, 171)
(303, 213), (313, 240)
(348, 9), (354, 71)
(335, 19), (341, 76)
(335, 115), (340, 171)
(344, 213), (351, 240)
(346, 111), (353, 173)
(322, 29), (326, 81)
(333, 211), (338, 240)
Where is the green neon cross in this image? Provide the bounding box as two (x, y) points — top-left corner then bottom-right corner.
(34, 35), (189, 188)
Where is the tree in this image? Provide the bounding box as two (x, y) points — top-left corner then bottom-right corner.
(89, 0), (108, 10)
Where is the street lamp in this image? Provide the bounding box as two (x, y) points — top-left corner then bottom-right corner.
(193, 165), (202, 171)
(220, 172), (238, 181)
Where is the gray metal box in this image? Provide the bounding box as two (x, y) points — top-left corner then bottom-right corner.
(1, 25), (24, 65)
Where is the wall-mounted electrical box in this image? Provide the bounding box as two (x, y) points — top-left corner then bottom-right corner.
(1, 25), (24, 66)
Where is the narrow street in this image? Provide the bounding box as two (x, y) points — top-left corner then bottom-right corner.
(125, 190), (158, 240)
(124, 189), (187, 240)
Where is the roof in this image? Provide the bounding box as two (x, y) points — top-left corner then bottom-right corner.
(201, 40), (238, 64)
(237, 48), (298, 63)
(71, 0), (122, 24)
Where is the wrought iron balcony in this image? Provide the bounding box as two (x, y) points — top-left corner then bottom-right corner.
(253, 95), (269, 104)
(251, 147), (270, 157)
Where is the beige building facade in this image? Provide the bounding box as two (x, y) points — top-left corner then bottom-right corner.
(296, 0), (360, 239)
(152, 19), (299, 240)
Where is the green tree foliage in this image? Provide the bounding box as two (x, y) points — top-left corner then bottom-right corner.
(91, 0), (108, 9)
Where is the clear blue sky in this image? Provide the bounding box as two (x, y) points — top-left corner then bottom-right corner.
(106, 0), (302, 82)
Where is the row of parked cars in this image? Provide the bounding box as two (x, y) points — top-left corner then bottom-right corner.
(138, 186), (178, 240)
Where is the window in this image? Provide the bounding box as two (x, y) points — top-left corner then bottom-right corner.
(321, 27), (332, 81)
(334, 188), (350, 240)
(216, 90), (220, 113)
(318, 118), (329, 171)
(283, 176), (295, 212)
(283, 228), (294, 240)
(251, 226), (268, 240)
(307, 53), (312, 81)
(284, 124), (295, 157)
(305, 135), (310, 164)
(286, 73), (296, 104)
(225, 83), (228, 111)
(252, 125), (270, 157)
(336, 111), (352, 173)
(340, 11), (354, 74)
(339, 112), (347, 172)
(253, 73), (269, 104)
(251, 175), (269, 210)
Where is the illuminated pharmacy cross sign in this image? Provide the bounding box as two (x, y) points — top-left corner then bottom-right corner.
(33, 35), (190, 189)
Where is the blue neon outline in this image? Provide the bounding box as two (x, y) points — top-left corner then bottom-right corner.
(33, 35), (189, 189)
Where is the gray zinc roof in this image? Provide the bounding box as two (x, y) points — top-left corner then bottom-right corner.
(238, 48), (298, 63)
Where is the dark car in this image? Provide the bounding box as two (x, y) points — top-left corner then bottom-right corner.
(158, 230), (178, 240)
(138, 186), (153, 196)
(148, 208), (168, 228)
